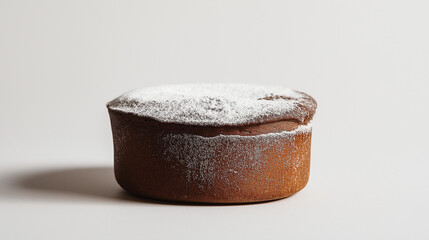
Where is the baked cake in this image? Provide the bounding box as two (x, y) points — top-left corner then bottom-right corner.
(107, 83), (317, 203)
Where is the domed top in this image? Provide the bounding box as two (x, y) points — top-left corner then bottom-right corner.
(107, 83), (317, 126)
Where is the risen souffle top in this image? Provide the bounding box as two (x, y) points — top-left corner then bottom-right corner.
(107, 83), (317, 126)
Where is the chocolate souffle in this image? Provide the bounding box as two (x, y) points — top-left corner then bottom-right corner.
(107, 84), (317, 203)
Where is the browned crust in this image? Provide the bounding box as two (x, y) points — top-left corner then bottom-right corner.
(108, 109), (313, 203)
(108, 109), (308, 137)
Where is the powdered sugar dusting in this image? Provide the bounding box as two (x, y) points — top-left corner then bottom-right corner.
(107, 83), (317, 126)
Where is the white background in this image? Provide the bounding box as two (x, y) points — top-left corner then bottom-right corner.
(1, 0), (428, 239)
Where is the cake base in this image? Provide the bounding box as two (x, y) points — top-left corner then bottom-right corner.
(109, 110), (312, 204)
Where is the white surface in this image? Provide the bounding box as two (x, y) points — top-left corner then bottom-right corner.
(0, 0), (428, 239)
(107, 83), (316, 126)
